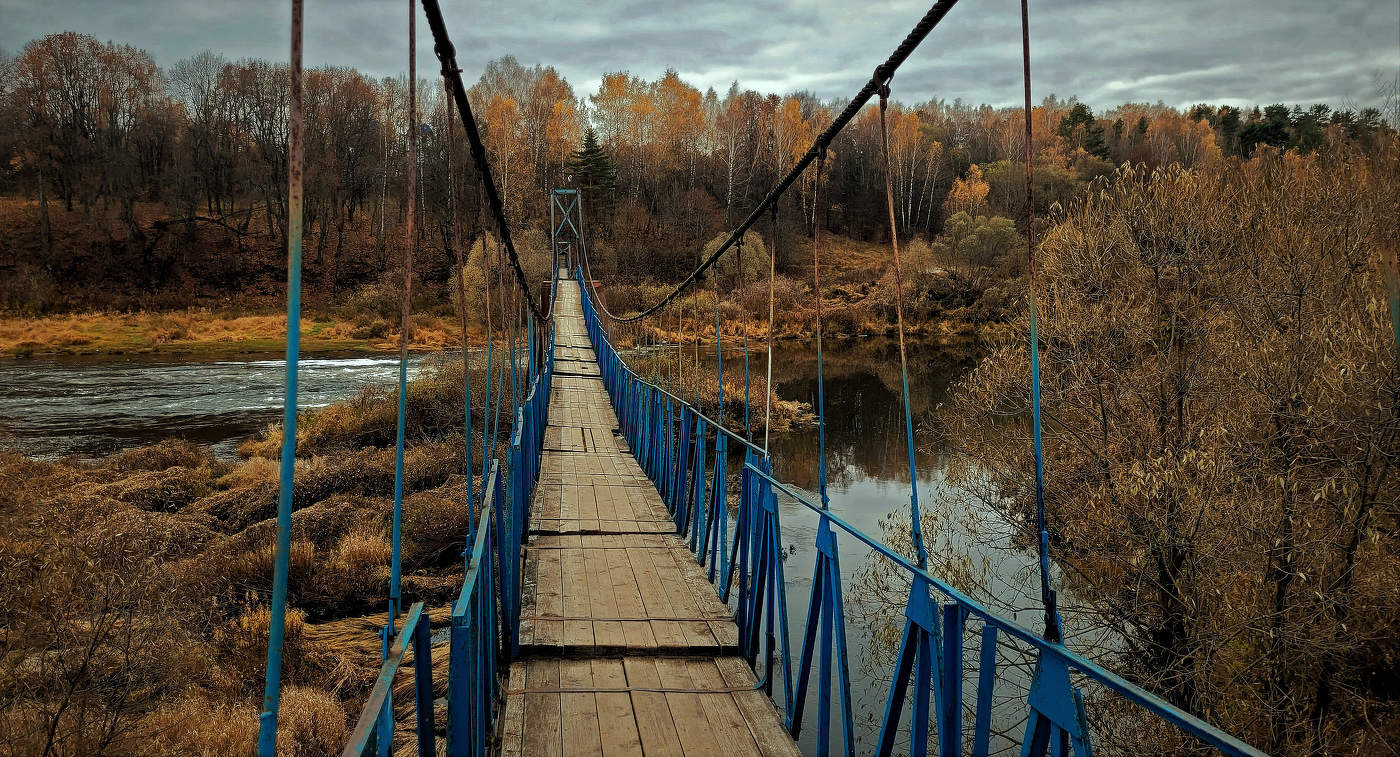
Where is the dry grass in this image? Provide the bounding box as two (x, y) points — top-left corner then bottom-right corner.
(627, 350), (814, 434)
(0, 360), (481, 754)
(0, 309), (801, 754)
(135, 695), (259, 756)
(240, 358), (488, 458)
(605, 234), (1006, 349)
(0, 309), (466, 357)
(334, 523), (394, 571)
(271, 687), (349, 757)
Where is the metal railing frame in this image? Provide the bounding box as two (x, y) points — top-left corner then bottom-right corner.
(575, 267), (1265, 757)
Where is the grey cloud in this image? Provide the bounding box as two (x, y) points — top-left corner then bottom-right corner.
(1, 0), (1396, 112)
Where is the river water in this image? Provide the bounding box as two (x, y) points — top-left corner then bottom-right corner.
(0, 352), (441, 459)
(715, 339), (1066, 754)
(0, 339), (1080, 754)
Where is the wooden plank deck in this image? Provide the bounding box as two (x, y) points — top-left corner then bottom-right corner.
(501, 276), (799, 756)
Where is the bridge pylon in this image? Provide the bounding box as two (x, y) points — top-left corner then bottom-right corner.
(550, 188), (583, 273)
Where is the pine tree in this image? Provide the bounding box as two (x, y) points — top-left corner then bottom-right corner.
(1056, 103), (1110, 160)
(566, 128), (617, 197)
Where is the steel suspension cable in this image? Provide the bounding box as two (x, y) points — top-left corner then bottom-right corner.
(257, 2), (302, 752)
(715, 276), (723, 416)
(877, 84), (929, 569)
(739, 237), (752, 439)
(1021, 0), (1060, 643)
(419, 0), (549, 321)
(692, 292), (701, 404)
(811, 151), (832, 511)
(446, 82), (476, 537)
(487, 237), (508, 466)
(592, 0), (962, 324)
(763, 205), (778, 452)
(479, 226), (495, 485)
(389, 0), (416, 631)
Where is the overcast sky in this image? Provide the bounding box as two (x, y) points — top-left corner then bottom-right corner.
(3, 0), (1397, 113)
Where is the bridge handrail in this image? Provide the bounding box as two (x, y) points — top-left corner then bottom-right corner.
(342, 270), (558, 757)
(747, 464), (1263, 755)
(574, 266), (1266, 757)
(341, 602), (433, 757)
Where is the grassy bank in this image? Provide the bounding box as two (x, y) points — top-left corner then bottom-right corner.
(0, 347), (813, 753)
(596, 235), (1017, 348)
(0, 360), (489, 753)
(0, 309), (470, 358)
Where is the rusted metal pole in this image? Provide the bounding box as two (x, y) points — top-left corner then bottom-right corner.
(257, 0), (303, 752)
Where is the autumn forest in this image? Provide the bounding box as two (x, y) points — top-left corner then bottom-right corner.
(1, 23), (1399, 757)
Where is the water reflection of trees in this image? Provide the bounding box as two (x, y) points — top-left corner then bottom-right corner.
(760, 337), (977, 490)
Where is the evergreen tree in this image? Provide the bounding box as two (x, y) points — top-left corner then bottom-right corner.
(1240, 104), (1290, 154)
(1218, 106), (1241, 155)
(566, 128), (617, 197)
(1055, 103), (1110, 159)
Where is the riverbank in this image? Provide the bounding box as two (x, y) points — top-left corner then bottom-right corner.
(0, 299), (1004, 359)
(0, 309), (468, 357)
(0, 342), (823, 753)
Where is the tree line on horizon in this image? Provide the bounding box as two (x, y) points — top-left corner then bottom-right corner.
(0, 30), (1394, 312)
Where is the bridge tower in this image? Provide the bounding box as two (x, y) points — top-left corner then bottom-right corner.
(549, 188), (582, 274)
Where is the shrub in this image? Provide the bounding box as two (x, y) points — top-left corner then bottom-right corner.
(273, 687), (348, 757)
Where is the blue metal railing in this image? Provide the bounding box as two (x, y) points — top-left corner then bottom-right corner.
(576, 267), (1266, 757)
(341, 275), (556, 757)
(342, 602), (434, 757)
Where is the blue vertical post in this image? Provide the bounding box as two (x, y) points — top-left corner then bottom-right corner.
(413, 615), (435, 757)
(942, 604), (964, 757)
(481, 324), (494, 484)
(257, 2), (303, 752)
(464, 331), (476, 545)
(383, 0), (418, 749)
(527, 311), (536, 383)
(972, 625), (998, 757)
(375, 625), (392, 756)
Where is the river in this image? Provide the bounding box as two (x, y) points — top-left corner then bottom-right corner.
(709, 338), (1071, 754)
(0, 351), (441, 459)
(0, 339), (1083, 754)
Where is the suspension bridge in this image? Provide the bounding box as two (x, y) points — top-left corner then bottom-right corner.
(250, 0), (1280, 755)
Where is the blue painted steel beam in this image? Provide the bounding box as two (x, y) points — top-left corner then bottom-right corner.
(342, 602), (427, 757)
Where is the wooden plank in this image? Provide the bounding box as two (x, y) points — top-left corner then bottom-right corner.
(627, 546), (686, 649)
(622, 658), (684, 757)
(560, 659), (602, 756)
(586, 546), (626, 653)
(501, 662), (527, 756)
(563, 546), (595, 651)
(654, 657), (723, 755)
(592, 659), (644, 757)
(687, 659), (761, 757)
(523, 659), (562, 757)
(606, 544), (657, 650)
(645, 548), (719, 650)
(715, 657), (803, 757)
(596, 481), (621, 525)
(534, 540), (563, 650)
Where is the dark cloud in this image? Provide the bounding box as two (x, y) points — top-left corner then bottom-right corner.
(2, 0), (1396, 111)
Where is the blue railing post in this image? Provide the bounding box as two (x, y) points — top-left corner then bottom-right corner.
(705, 433), (728, 584)
(258, 3), (304, 752)
(942, 604), (964, 757)
(375, 625), (392, 757)
(972, 624), (999, 757)
(413, 614), (435, 757)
